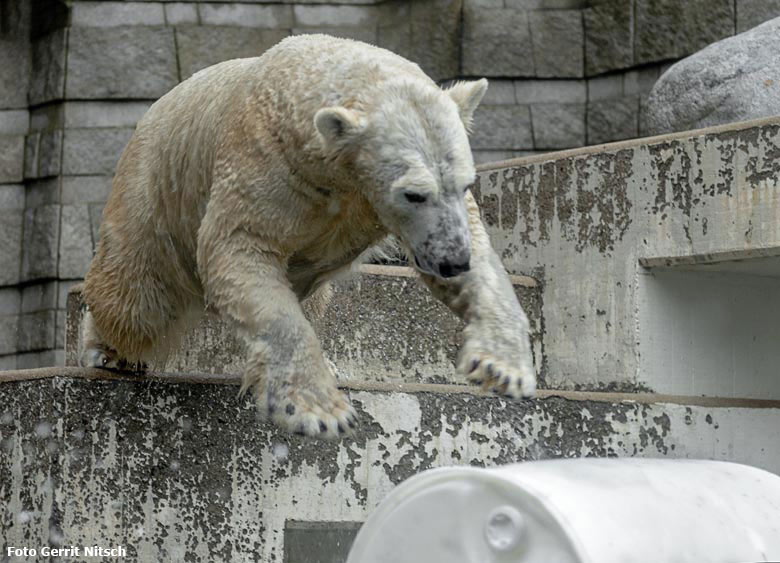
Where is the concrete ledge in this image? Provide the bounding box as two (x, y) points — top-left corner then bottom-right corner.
(2, 368), (779, 561)
(476, 114), (780, 172)
(3, 366), (780, 410)
(65, 264), (545, 387)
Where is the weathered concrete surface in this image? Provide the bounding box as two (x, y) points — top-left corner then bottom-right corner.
(65, 265), (544, 387)
(2, 369), (779, 562)
(474, 116), (780, 399)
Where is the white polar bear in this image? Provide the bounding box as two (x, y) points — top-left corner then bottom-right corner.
(80, 35), (536, 438)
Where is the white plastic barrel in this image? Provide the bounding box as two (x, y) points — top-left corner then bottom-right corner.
(346, 458), (780, 563)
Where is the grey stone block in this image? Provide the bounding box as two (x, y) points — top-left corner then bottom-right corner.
(471, 105), (533, 150)
(409, 0), (461, 81)
(587, 73), (623, 101)
(0, 3), (31, 110)
(15, 349), (64, 369)
(0, 314), (19, 355)
(0, 185), (24, 210)
(24, 133), (39, 179)
(58, 281), (80, 309)
(70, 2), (165, 27)
(0, 210), (22, 285)
(67, 26), (178, 99)
(529, 10), (584, 78)
(623, 65), (661, 96)
(481, 80), (517, 105)
(89, 203), (105, 247)
(507, 0), (589, 7)
(61, 176), (113, 205)
(635, 0), (735, 65)
(59, 205), (94, 279)
(38, 130), (63, 178)
(25, 178), (61, 208)
(0, 111), (29, 135)
(377, 8), (412, 59)
(0, 354), (17, 371)
(29, 29), (67, 106)
(176, 26), (289, 79)
(292, 27), (378, 45)
(22, 282), (58, 314)
(463, 7), (534, 77)
(201, 4), (294, 28)
(56, 310), (66, 349)
(515, 79), (586, 104)
(29, 104), (64, 134)
(737, 0), (780, 32)
(18, 310), (56, 352)
(21, 204), (61, 282)
(583, 0), (633, 76)
(63, 102), (151, 129)
(0, 136), (24, 183)
(465, 0), (504, 7)
(587, 96), (639, 145)
(293, 5), (376, 27)
(62, 128), (133, 176)
(0, 288), (21, 316)
(531, 103), (586, 149)
(164, 3), (198, 26)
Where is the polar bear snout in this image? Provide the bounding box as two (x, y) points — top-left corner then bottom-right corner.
(437, 257), (471, 278)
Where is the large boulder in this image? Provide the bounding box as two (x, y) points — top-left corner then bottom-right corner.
(645, 17), (780, 135)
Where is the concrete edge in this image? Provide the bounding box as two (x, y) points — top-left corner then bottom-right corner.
(3, 367), (779, 410)
(357, 264), (537, 287)
(639, 247), (780, 269)
(476, 115), (780, 172)
(65, 265), (538, 301)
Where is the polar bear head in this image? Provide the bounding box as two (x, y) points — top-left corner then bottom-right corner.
(314, 79), (488, 279)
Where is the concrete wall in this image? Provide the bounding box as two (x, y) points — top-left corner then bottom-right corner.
(1, 0), (780, 369)
(475, 116), (780, 399)
(2, 369), (779, 562)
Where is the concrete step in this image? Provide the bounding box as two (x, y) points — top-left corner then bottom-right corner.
(2, 368), (779, 562)
(65, 264), (544, 387)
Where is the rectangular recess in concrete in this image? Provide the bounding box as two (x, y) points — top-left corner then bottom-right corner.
(284, 521), (361, 563)
(638, 265), (780, 400)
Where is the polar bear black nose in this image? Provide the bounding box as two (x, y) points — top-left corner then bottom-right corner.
(438, 259), (470, 278)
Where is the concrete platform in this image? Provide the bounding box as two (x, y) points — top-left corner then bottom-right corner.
(2, 368), (779, 562)
(65, 265), (544, 387)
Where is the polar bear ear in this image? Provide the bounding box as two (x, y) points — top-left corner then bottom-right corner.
(446, 79), (488, 132)
(314, 107), (366, 150)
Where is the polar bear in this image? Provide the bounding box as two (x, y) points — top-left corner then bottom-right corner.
(80, 35), (536, 438)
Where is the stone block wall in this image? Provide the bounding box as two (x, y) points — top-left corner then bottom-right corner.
(0, 0), (779, 369)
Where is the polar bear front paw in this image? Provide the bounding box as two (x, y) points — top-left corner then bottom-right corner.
(458, 321), (536, 400)
(260, 374), (358, 439)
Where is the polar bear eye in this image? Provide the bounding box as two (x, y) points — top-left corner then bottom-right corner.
(404, 192), (427, 204)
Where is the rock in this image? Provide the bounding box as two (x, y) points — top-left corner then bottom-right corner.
(645, 17), (780, 134)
